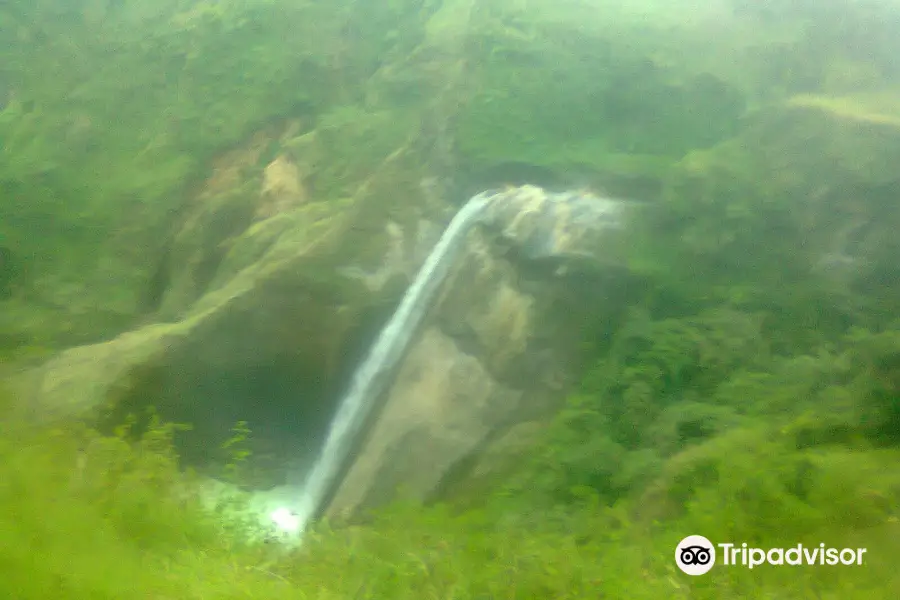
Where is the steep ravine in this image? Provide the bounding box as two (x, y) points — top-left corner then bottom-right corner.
(10, 182), (644, 532)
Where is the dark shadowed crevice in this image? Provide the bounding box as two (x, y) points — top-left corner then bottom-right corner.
(103, 281), (414, 493)
(99, 353), (335, 489)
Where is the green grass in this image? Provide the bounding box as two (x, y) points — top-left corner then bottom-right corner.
(1, 377), (898, 599)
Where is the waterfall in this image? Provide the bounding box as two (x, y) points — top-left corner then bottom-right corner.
(288, 191), (495, 536)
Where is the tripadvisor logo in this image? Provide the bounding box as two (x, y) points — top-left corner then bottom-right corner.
(676, 535), (716, 575)
(675, 535), (867, 575)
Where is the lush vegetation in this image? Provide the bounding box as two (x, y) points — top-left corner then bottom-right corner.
(2, 313), (899, 598)
(0, 0), (431, 348)
(2, 0), (900, 598)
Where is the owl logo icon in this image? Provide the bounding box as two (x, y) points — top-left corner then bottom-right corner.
(676, 535), (716, 575)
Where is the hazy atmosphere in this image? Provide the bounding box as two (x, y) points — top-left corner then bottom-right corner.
(1, 1), (899, 598)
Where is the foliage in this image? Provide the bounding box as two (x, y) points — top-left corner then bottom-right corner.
(0, 390), (897, 599)
(0, 0), (387, 349)
(456, 6), (747, 184)
(510, 306), (900, 504)
(221, 419), (253, 485)
(2, 1), (900, 598)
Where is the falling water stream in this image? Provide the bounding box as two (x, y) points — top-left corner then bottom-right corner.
(283, 191), (496, 536)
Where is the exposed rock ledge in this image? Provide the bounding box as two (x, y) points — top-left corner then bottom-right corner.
(323, 186), (643, 520)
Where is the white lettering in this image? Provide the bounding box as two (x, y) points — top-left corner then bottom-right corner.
(785, 545), (802, 565)
(748, 548), (766, 569)
(693, 540), (867, 571)
(718, 543), (734, 565)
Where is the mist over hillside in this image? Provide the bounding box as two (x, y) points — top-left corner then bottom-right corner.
(1, 1), (899, 598)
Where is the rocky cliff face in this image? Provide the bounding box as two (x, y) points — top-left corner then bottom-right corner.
(323, 186), (641, 520)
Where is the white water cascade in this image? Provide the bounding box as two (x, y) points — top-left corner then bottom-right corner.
(283, 191), (496, 537)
